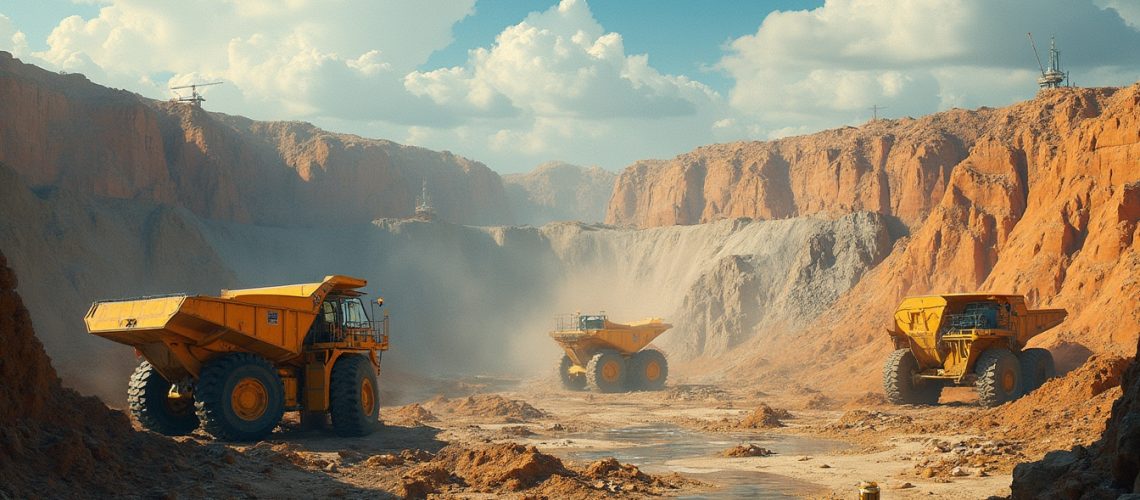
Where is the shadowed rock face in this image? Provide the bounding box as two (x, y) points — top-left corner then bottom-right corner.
(0, 51), (512, 227)
(1009, 335), (1139, 499)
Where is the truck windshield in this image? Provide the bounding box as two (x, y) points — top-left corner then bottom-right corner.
(343, 298), (369, 328)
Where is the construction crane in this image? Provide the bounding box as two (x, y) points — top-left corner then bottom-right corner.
(1027, 33), (1067, 89)
(170, 81), (223, 107)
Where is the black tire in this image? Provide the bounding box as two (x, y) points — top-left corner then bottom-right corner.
(558, 354), (587, 391)
(127, 360), (199, 436)
(883, 349), (941, 405)
(975, 348), (1022, 407)
(330, 354), (380, 437)
(195, 353), (285, 442)
(1018, 348), (1055, 395)
(586, 350), (627, 393)
(630, 349), (668, 391)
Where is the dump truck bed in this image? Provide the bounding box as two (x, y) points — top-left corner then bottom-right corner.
(550, 315), (672, 357)
(85, 275), (373, 381)
(86, 294), (313, 363)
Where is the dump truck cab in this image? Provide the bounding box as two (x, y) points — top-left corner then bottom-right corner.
(884, 293), (1066, 407)
(85, 275), (389, 441)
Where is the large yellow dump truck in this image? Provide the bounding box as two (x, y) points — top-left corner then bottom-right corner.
(85, 275), (389, 441)
(884, 294), (1067, 407)
(551, 313), (672, 393)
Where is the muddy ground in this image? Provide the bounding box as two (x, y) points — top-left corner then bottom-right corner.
(136, 367), (1122, 499)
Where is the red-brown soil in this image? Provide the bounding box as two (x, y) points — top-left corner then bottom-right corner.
(422, 393), (548, 422)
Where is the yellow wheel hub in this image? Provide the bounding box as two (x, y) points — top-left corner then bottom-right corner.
(1001, 370), (1017, 393)
(645, 360), (661, 381)
(601, 360), (621, 382)
(360, 378), (375, 416)
(231, 377), (269, 421)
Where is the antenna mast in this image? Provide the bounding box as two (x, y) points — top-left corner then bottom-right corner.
(869, 104), (888, 121)
(170, 81), (223, 108)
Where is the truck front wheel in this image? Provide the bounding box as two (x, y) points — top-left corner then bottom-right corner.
(975, 348), (1022, 407)
(587, 350), (627, 393)
(883, 348), (941, 405)
(196, 353), (285, 442)
(330, 354), (380, 437)
(558, 354), (587, 391)
(128, 360), (199, 436)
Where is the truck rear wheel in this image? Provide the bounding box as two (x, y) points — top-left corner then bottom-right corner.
(883, 348), (941, 405)
(330, 354), (380, 437)
(586, 350), (627, 393)
(1018, 348), (1055, 395)
(976, 348), (1022, 407)
(558, 355), (587, 391)
(128, 360), (199, 436)
(631, 349), (668, 391)
(196, 353), (285, 442)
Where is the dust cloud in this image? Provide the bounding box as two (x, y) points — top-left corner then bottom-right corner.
(1, 166), (892, 404)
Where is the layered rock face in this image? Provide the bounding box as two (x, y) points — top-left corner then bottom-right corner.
(503, 162), (616, 225)
(607, 108), (992, 230)
(611, 85), (1138, 389)
(0, 51), (511, 227)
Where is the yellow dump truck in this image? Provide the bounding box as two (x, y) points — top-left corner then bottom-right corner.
(551, 313), (672, 393)
(85, 275), (389, 441)
(884, 294), (1067, 407)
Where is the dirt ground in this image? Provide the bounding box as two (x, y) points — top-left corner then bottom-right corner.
(132, 368), (1120, 499)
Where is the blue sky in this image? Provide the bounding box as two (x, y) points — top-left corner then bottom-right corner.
(1, 0), (1138, 173)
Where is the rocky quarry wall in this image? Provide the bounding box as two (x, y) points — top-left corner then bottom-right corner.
(0, 51), (511, 227)
(693, 85), (1130, 391)
(0, 48), (1136, 414)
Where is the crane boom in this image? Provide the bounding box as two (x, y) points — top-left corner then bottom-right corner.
(170, 81), (223, 90)
(169, 81), (223, 108)
(1027, 33), (1046, 76)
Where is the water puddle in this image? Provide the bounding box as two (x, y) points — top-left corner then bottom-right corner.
(543, 423), (845, 498)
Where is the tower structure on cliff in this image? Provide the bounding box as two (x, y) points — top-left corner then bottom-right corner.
(170, 81), (223, 107)
(1028, 33), (1068, 90)
(415, 179), (436, 220)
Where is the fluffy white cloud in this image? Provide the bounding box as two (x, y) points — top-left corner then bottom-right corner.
(720, 0), (1140, 137)
(31, 0), (475, 122)
(0, 14), (28, 57)
(405, 0), (718, 120)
